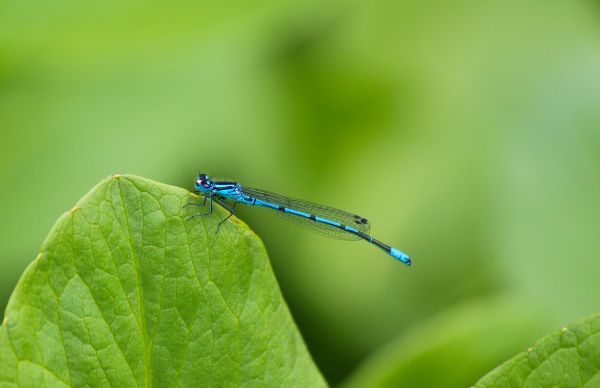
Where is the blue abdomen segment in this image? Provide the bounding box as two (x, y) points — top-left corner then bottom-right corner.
(390, 248), (411, 266)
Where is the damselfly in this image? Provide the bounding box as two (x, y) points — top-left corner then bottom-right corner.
(187, 174), (411, 265)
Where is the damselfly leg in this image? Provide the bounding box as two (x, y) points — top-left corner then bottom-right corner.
(214, 197), (238, 233)
(185, 194), (213, 220)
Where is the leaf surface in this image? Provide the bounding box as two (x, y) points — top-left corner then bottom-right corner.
(0, 175), (325, 387)
(475, 312), (600, 388)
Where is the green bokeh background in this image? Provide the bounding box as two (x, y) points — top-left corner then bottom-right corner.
(1, 0), (599, 386)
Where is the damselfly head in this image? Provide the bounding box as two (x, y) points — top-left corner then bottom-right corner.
(195, 174), (211, 190)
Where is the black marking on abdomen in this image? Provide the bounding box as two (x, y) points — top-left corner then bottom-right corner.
(337, 223), (357, 234)
(375, 239), (390, 250)
(355, 230), (389, 251)
(309, 215), (316, 221)
(278, 206), (285, 212)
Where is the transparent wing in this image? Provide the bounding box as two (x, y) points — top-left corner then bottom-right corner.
(242, 187), (370, 241)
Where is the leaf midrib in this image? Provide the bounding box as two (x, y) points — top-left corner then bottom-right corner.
(117, 177), (152, 387)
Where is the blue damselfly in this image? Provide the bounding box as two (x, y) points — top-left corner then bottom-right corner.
(187, 174), (411, 265)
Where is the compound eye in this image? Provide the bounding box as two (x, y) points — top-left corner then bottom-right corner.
(195, 177), (206, 188)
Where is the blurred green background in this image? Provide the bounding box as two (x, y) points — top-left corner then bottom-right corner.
(2, 0), (600, 386)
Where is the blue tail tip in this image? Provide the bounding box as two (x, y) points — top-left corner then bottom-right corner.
(390, 248), (411, 266)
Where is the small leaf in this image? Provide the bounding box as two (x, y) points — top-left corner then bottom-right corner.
(0, 175), (325, 387)
(475, 312), (600, 387)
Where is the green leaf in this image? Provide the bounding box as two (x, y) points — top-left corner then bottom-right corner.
(341, 297), (544, 388)
(0, 175), (325, 387)
(475, 312), (600, 387)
